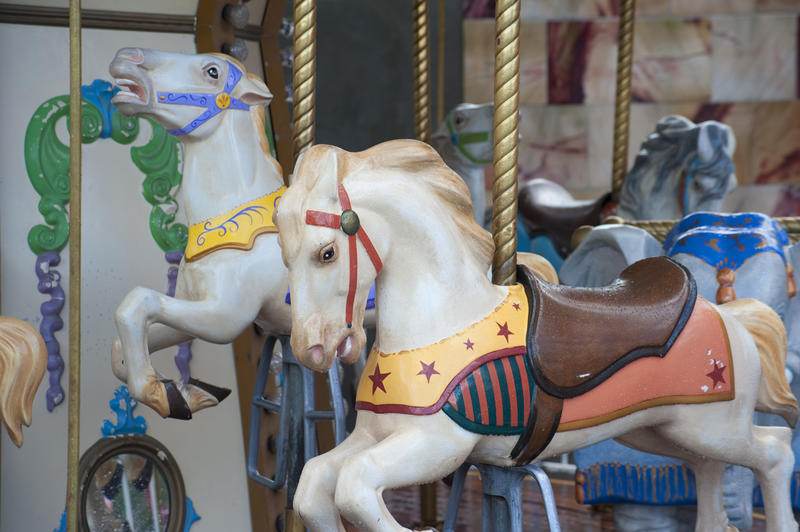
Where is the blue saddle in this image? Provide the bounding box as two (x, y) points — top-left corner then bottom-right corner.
(663, 212), (790, 270)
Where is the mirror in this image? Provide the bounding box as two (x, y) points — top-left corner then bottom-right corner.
(79, 434), (186, 532)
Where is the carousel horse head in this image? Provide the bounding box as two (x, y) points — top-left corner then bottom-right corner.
(0, 317), (46, 447)
(431, 103), (494, 225)
(616, 115), (737, 220)
(431, 102), (494, 169)
(276, 140), (490, 372)
(110, 48), (273, 140)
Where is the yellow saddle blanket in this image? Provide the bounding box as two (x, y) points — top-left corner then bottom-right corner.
(185, 187), (285, 261)
(356, 285), (529, 414)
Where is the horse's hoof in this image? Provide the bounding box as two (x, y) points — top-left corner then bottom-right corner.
(161, 379), (192, 420)
(188, 377), (231, 403)
(182, 380), (229, 413)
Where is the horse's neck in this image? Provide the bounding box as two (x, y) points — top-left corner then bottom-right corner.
(371, 205), (506, 354)
(179, 113), (284, 224)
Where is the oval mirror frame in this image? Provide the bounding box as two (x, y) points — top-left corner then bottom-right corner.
(78, 433), (186, 532)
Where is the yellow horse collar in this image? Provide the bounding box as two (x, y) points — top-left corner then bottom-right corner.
(185, 187), (286, 261)
(356, 284), (529, 414)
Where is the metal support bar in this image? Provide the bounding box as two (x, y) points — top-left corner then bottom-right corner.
(247, 334), (347, 492)
(66, 1), (82, 530)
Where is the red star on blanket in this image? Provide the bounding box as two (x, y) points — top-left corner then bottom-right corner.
(464, 338), (475, 350)
(706, 363), (726, 388)
(369, 363), (391, 394)
(512, 302), (521, 311)
(417, 361), (440, 383)
(497, 321), (513, 342)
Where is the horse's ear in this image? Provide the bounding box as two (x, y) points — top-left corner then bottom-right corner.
(698, 121), (736, 162)
(238, 74), (273, 107)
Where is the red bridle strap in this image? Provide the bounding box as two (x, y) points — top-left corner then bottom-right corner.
(305, 184), (383, 327)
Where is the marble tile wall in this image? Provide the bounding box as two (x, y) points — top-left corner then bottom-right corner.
(461, 0), (800, 213)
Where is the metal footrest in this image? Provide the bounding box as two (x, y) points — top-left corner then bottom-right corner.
(443, 462), (561, 532)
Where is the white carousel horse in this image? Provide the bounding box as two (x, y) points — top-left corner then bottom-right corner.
(107, 49), (556, 420)
(431, 103), (493, 227)
(519, 114), (738, 257)
(275, 140), (798, 532)
(108, 48), (292, 419)
(0, 316), (46, 447)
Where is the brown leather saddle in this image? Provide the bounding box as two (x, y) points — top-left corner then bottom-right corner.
(518, 178), (612, 258)
(511, 257), (696, 464)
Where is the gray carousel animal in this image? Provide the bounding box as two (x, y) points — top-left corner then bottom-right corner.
(519, 115), (738, 257)
(560, 119), (800, 530)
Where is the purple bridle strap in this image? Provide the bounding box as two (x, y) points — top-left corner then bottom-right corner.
(157, 60), (251, 136)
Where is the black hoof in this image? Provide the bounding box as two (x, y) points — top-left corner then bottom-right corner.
(188, 377), (232, 403)
(161, 379), (192, 420)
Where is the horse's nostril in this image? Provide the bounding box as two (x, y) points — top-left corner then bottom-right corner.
(118, 48), (144, 64)
(309, 345), (324, 366)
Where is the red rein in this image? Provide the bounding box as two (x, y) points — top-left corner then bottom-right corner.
(305, 184), (383, 327)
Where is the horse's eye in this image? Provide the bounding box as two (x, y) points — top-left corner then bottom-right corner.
(319, 244), (336, 263)
(454, 114), (465, 126)
(207, 66), (219, 80)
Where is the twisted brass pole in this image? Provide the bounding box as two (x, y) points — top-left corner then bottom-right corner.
(292, 0), (316, 163)
(436, 0), (446, 127)
(491, 0), (521, 286)
(67, 0), (82, 530)
(412, 0), (430, 142)
(412, 2), (438, 524)
(611, 0), (636, 202)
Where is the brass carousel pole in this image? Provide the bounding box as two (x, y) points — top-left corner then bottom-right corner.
(285, 3), (316, 531)
(611, 0), (636, 202)
(412, 0), (431, 143)
(66, 0), (82, 530)
(412, 2), (438, 526)
(491, 0), (521, 286)
(292, 0), (316, 164)
(436, 0), (446, 127)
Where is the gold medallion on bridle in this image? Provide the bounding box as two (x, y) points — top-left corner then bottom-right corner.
(340, 210), (360, 235)
(216, 93), (231, 110)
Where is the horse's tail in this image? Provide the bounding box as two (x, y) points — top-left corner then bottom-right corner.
(0, 317), (47, 447)
(722, 298), (798, 428)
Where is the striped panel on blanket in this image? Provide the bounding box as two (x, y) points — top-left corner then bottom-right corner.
(442, 352), (534, 435)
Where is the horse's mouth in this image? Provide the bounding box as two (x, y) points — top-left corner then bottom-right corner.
(336, 335), (353, 361)
(112, 78), (148, 104)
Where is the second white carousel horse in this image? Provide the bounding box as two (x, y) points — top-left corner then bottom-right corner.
(108, 48), (292, 418)
(275, 140), (798, 532)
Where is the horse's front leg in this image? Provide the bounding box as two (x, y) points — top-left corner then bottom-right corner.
(334, 412), (480, 532)
(114, 285), (262, 418)
(111, 324), (193, 382)
(295, 424), (378, 532)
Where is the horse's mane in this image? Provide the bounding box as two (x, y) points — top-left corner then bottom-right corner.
(0, 317), (46, 447)
(290, 140), (494, 268)
(620, 115), (735, 216)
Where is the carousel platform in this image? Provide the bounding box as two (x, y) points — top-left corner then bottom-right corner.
(382, 470), (770, 531)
